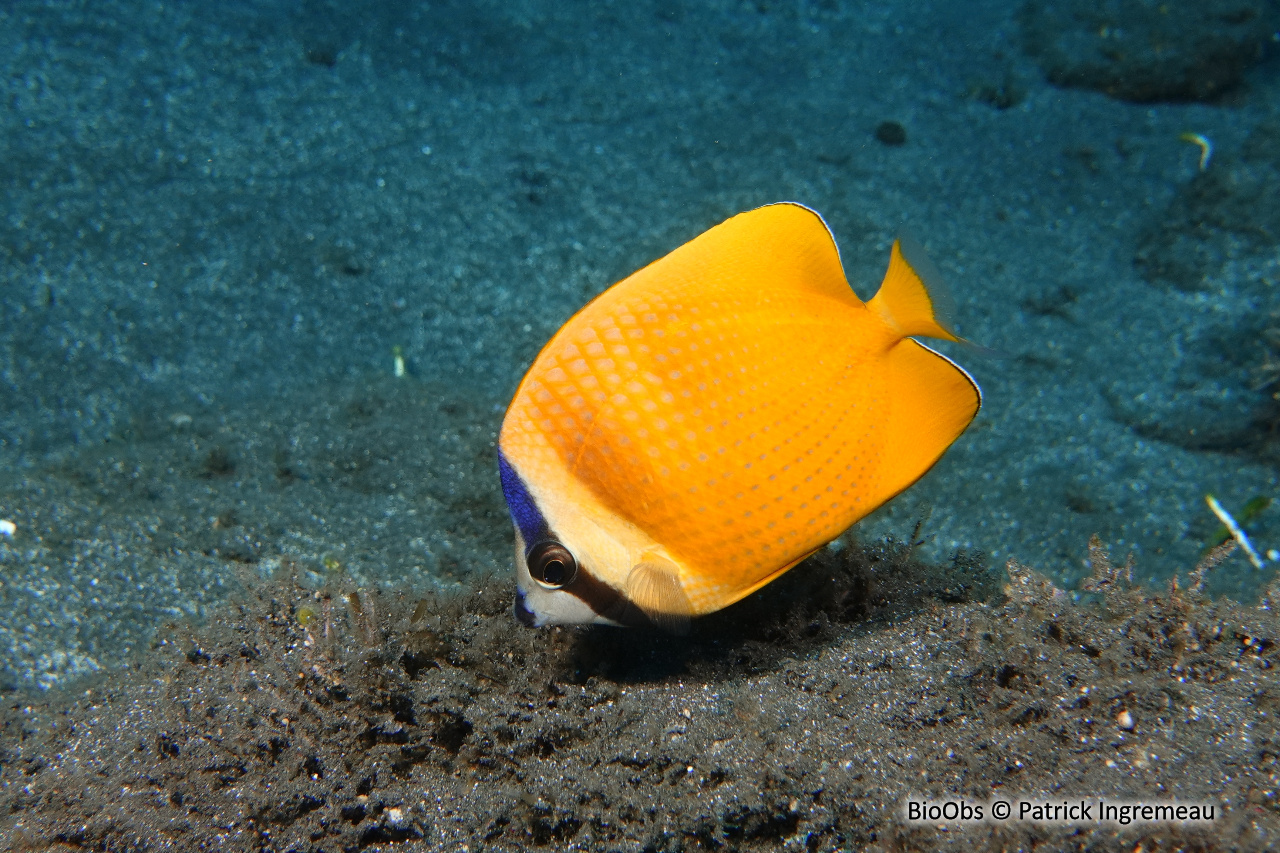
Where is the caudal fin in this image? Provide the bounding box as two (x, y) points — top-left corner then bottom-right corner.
(866, 234), (961, 342)
(862, 234), (981, 506)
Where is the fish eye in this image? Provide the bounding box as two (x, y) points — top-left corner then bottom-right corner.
(527, 541), (578, 589)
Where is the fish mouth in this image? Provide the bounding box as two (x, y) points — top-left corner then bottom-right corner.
(513, 588), (538, 627)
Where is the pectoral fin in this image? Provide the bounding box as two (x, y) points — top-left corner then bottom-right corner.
(626, 559), (692, 634)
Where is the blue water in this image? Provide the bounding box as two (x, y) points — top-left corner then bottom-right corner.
(1, 0), (1278, 690)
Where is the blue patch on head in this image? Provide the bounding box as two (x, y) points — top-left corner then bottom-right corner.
(497, 449), (549, 553)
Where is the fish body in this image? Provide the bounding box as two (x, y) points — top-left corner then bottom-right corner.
(498, 203), (980, 628)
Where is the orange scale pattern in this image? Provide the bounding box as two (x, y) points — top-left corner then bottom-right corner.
(500, 203), (979, 617)
(515, 288), (896, 605)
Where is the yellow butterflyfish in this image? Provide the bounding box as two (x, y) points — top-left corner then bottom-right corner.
(498, 202), (980, 630)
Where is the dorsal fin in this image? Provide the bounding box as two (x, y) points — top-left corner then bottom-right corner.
(873, 338), (981, 505)
(619, 202), (856, 307)
(867, 235), (961, 342)
(626, 559), (692, 634)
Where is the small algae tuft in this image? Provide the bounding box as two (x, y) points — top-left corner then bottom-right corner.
(295, 604), (318, 627)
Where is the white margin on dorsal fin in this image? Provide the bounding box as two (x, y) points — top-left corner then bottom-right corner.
(758, 201), (842, 268)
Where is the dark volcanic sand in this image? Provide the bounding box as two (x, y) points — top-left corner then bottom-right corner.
(3, 538), (1278, 852)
